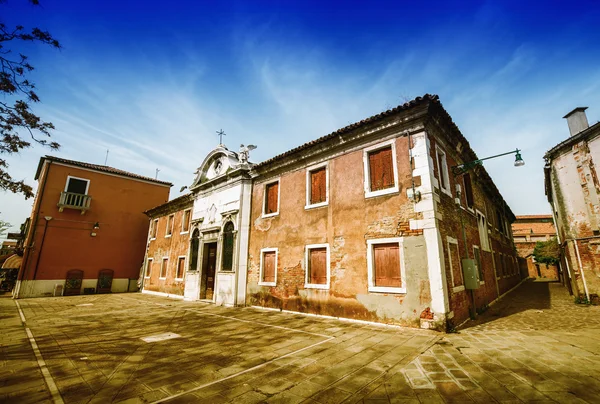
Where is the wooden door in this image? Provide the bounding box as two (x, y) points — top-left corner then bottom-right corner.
(200, 242), (217, 300)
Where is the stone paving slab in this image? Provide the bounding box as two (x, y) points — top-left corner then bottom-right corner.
(4, 279), (600, 403)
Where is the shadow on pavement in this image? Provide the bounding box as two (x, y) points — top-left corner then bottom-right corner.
(459, 279), (554, 330)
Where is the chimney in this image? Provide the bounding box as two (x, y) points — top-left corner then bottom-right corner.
(563, 107), (589, 136)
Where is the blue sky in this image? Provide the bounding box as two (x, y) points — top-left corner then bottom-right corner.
(2, 0), (600, 235)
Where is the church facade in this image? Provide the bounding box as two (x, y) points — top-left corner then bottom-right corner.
(141, 94), (521, 330)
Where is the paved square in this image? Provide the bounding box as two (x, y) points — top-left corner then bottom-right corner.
(2, 280), (600, 403)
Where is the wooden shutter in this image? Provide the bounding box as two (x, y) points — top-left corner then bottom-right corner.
(177, 258), (185, 278)
(464, 173), (474, 208)
(310, 167), (326, 204)
(309, 248), (327, 284)
(369, 147), (394, 191)
(373, 243), (401, 287)
(263, 251), (276, 283)
(266, 182), (279, 214)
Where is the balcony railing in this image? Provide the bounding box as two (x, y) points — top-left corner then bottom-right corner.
(58, 191), (92, 214)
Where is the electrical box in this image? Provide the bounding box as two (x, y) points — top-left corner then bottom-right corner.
(462, 259), (480, 290)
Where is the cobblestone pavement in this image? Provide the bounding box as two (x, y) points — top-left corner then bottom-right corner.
(2, 279), (599, 404)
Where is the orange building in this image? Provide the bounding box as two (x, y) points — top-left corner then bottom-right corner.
(14, 156), (171, 298)
(141, 194), (194, 298)
(512, 215), (559, 280)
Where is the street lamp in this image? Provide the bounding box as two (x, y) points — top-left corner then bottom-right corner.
(452, 148), (525, 176)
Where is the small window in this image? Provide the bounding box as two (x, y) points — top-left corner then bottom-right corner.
(150, 219), (158, 240)
(166, 214), (174, 237)
(145, 259), (153, 278)
(259, 248), (277, 286)
(463, 173), (474, 209)
(176, 257), (185, 280)
(181, 209), (191, 233)
(367, 238), (405, 293)
(436, 147), (450, 194)
(363, 141), (399, 198)
(305, 244), (329, 289)
(306, 164), (328, 208)
(263, 181), (280, 216)
(65, 176), (89, 195)
(369, 147), (394, 191)
(447, 237), (464, 292)
(221, 222), (235, 271)
(477, 211), (490, 251)
(160, 258), (168, 279)
(473, 246), (483, 282)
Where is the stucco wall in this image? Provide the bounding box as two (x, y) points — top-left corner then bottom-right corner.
(247, 134), (432, 327)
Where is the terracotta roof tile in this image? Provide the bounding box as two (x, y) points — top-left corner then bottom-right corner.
(36, 155), (173, 186)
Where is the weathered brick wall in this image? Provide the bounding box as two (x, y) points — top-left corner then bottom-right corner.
(247, 134), (431, 327)
(427, 132), (521, 327)
(143, 207), (191, 296)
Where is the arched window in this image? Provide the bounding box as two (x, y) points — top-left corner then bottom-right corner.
(221, 222), (235, 271)
(189, 229), (200, 271)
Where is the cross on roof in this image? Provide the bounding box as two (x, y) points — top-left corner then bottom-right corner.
(216, 129), (226, 146)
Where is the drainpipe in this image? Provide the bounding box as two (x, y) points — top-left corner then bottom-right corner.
(573, 240), (590, 302)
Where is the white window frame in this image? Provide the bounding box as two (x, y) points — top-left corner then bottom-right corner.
(435, 145), (452, 197)
(305, 162), (329, 210)
(367, 237), (406, 294)
(304, 243), (330, 289)
(473, 245), (484, 285)
(363, 139), (400, 199)
(175, 256), (186, 281)
(476, 210), (491, 252)
(447, 237), (464, 293)
(262, 179), (281, 218)
(159, 257), (168, 279)
(64, 175), (90, 194)
(180, 209), (191, 234)
(150, 219), (158, 240)
(145, 258), (153, 278)
(259, 247), (278, 286)
(165, 214), (174, 238)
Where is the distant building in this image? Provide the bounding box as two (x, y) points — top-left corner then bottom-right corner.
(14, 156), (171, 298)
(545, 107), (600, 302)
(512, 215), (559, 280)
(142, 194), (194, 298)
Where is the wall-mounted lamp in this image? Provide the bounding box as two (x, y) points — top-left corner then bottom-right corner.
(91, 222), (100, 237)
(44, 216), (53, 221)
(452, 148), (525, 176)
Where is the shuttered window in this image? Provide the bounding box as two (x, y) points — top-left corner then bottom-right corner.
(181, 210), (191, 233)
(145, 259), (152, 277)
(265, 182), (279, 214)
(308, 247), (327, 285)
(176, 257), (185, 279)
(262, 251), (276, 283)
(373, 243), (401, 287)
(166, 215), (174, 236)
(368, 146), (395, 191)
(160, 258), (168, 278)
(464, 173), (474, 208)
(309, 167), (326, 205)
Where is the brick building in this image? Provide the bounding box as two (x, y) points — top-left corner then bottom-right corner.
(545, 107), (600, 302)
(14, 156), (171, 298)
(247, 94), (522, 330)
(141, 194), (194, 298)
(512, 215), (559, 280)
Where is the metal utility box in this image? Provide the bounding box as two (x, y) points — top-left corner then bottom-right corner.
(461, 258), (480, 290)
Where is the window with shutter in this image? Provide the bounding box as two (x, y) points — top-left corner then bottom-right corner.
(373, 243), (401, 287)
(436, 147), (450, 193)
(264, 182), (279, 215)
(309, 167), (327, 205)
(176, 257), (185, 279)
(447, 238), (463, 290)
(160, 258), (168, 279)
(305, 245), (329, 288)
(145, 259), (153, 278)
(166, 214), (174, 236)
(369, 147), (394, 191)
(464, 173), (474, 208)
(260, 249), (277, 285)
(181, 209), (191, 233)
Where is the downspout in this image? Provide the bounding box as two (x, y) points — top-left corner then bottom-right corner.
(573, 240), (590, 302)
(16, 160), (52, 298)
